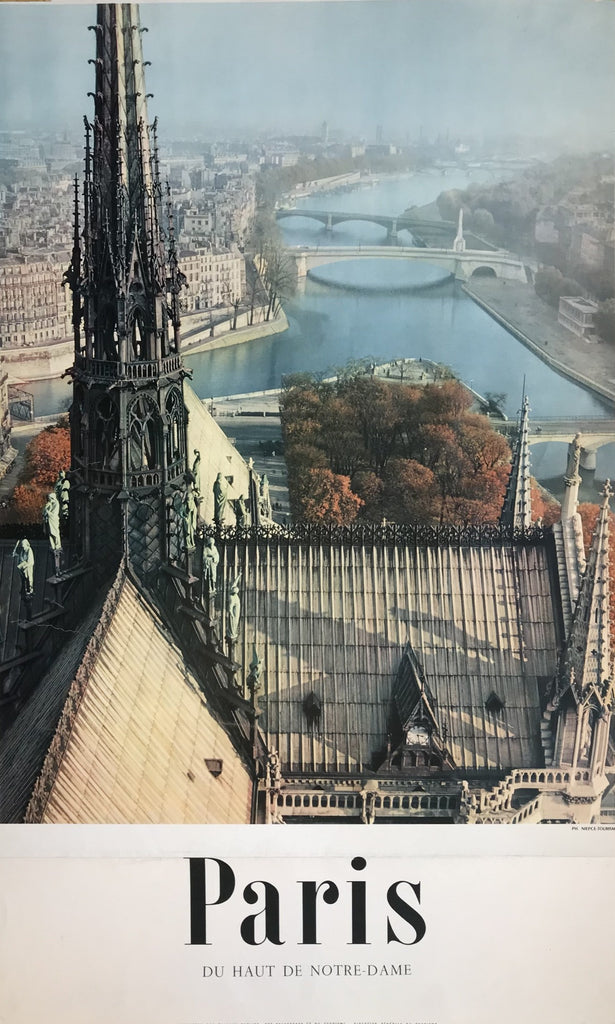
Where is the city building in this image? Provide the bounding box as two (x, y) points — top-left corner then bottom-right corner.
(0, 4), (612, 827)
(178, 178), (255, 250)
(0, 366), (14, 476)
(180, 245), (246, 312)
(558, 295), (599, 339)
(0, 252), (72, 349)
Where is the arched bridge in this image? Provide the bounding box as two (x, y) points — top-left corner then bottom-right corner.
(492, 417), (615, 470)
(277, 206), (460, 242)
(289, 244), (528, 283)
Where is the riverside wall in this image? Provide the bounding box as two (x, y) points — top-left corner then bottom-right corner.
(0, 303), (289, 382)
(2, 340), (73, 383)
(182, 306), (288, 355)
(463, 282), (615, 406)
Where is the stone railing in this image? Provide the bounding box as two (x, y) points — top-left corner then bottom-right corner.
(274, 787), (459, 819)
(75, 353), (183, 381)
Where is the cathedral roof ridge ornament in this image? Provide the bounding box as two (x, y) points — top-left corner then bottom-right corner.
(500, 391), (532, 532)
(558, 475), (613, 707)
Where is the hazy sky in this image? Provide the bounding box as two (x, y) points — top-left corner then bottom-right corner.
(1, 0), (614, 146)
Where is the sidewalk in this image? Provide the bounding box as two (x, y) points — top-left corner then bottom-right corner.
(464, 278), (615, 406)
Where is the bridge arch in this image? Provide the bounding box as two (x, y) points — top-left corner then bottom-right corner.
(470, 265), (497, 279)
(290, 244), (529, 284)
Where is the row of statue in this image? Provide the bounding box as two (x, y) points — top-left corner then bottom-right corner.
(13, 468), (71, 597)
(213, 461), (272, 528)
(15, 453), (271, 653)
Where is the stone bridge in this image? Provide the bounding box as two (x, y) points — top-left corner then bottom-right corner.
(289, 244), (529, 283)
(277, 206), (459, 242)
(492, 417), (615, 470)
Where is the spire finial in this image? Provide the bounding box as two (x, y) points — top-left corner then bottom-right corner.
(603, 478), (612, 505)
(500, 391), (532, 532)
(561, 433), (583, 522)
(558, 475), (612, 707)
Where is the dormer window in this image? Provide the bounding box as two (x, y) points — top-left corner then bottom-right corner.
(485, 691), (505, 715)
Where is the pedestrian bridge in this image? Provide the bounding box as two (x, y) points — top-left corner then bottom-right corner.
(492, 418), (615, 470)
(290, 244), (528, 283)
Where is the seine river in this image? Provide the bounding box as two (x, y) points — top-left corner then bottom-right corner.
(28, 169), (614, 495)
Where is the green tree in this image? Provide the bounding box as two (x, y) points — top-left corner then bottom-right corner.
(534, 266), (564, 307)
(594, 299), (615, 345)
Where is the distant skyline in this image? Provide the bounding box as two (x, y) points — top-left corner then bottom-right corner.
(1, 1), (614, 148)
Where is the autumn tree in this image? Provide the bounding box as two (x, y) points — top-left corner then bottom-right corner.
(318, 394), (364, 476)
(300, 469), (363, 526)
(531, 483), (560, 526)
(11, 421), (71, 524)
(352, 470), (385, 520)
(456, 416), (511, 475)
(281, 368), (516, 529)
(381, 459), (436, 524)
(280, 381), (323, 448)
(343, 378), (402, 475)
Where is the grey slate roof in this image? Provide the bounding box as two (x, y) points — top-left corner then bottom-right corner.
(0, 594), (106, 822)
(221, 537), (561, 775)
(0, 540), (56, 663)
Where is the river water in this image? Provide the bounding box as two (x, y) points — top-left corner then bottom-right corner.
(28, 169), (614, 497)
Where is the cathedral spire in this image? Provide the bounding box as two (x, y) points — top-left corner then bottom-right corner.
(77, 3), (185, 365)
(560, 481), (613, 707)
(67, 3), (190, 581)
(500, 394), (532, 532)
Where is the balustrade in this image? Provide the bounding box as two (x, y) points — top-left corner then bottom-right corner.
(75, 353), (182, 381)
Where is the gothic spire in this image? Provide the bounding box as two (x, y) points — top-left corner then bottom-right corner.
(78, 3), (184, 365)
(559, 481), (613, 708)
(66, 3), (191, 581)
(500, 394), (532, 531)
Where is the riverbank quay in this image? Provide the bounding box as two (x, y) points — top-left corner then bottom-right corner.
(209, 358), (489, 418)
(2, 337), (72, 384)
(182, 306), (288, 356)
(2, 302), (289, 386)
(463, 278), (615, 407)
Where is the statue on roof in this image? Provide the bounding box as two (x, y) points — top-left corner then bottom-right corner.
(192, 449), (201, 496)
(54, 470), (70, 522)
(181, 486), (198, 552)
(42, 492), (62, 571)
(246, 645), (263, 695)
(234, 494), (251, 530)
(201, 535), (219, 607)
(13, 538), (34, 598)
(213, 472), (228, 528)
(226, 572), (242, 641)
(259, 473), (272, 519)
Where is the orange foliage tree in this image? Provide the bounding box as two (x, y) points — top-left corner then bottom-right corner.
(531, 482), (560, 527)
(11, 421), (70, 524)
(281, 372), (513, 527)
(300, 469), (364, 526)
